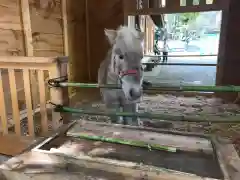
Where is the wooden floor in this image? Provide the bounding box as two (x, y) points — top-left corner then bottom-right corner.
(0, 135), (36, 156)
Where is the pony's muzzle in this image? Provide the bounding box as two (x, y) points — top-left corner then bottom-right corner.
(129, 88), (142, 100)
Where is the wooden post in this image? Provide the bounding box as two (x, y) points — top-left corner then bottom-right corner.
(142, 0), (149, 9)
(0, 70), (8, 134)
(20, 0), (39, 112)
(166, 0), (181, 8)
(216, 0), (239, 102)
(186, 0), (194, 6)
(49, 57), (69, 129)
(61, 0), (69, 56)
(199, 0), (206, 5)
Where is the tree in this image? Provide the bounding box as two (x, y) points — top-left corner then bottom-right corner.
(178, 12), (200, 25)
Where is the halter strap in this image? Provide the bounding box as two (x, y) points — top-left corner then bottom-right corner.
(119, 69), (138, 77)
(118, 69), (139, 84)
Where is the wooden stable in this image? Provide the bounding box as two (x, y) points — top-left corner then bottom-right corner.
(0, 0), (238, 134)
(0, 0), (239, 144)
(0, 0), (239, 179)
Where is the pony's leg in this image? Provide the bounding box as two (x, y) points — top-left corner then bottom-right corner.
(122, 103), (142, 126)
(106, 104), (123, 124)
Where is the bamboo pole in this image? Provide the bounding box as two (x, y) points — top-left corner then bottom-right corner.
(56, 82), (240, 93)
(55, 106), (240, 123)
(70, 133), (177, 153)
(142, 62), (217, 66)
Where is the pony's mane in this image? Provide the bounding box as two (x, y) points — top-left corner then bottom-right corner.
(115, 26), (143, 53)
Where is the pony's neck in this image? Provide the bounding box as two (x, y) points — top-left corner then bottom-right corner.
(98, 49), (118, 85)
(106, 51), (118, 84)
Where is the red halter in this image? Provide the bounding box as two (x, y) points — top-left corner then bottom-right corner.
(119, 69), (138, 77)
(119, 69), (139, 84)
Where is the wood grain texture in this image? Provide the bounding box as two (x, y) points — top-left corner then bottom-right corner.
(0, 134), (34, 156)
(67, 121), (213, 154)
(0, 0), (22, 30)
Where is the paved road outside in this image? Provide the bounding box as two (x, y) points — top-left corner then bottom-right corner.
(143, 35), (219, 86)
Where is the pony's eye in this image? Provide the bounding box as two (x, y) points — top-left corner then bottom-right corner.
(119, 55), (124, 59)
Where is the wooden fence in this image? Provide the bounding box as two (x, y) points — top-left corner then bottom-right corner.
(0, 56), (68, 137)
(0, 0), (69, 137)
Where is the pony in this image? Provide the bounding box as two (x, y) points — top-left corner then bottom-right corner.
(98, 25), (145, 126)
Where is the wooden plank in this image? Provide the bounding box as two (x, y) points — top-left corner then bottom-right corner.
(166, 0), (181, 8)
(67, 121), (213, 154)
(0, 23), (21, 30)
(142, 0), (149, 8)
(49, 63), (62, 130)
(199, 0), (206, 5)
(0, 56), (55, 63)
(20, 0), (39, 111)
(123, 0), (137, 13)
(57, 57), (70, 124)
(186, 0), (194, 6)
(0, 150), (220, 180)
(127, 3), (226, 15)
(212, 137), (240, 180)
(0, 70), (8, 134)
(61, 0), (69, 56)
(37, 70), (48, 135)
(0, 63), (55, 71)
(23, 69), (35, 136)
(20, 0), (33, 56)
(0, 135), (34, 156)
(85, 0), (91, 81)
(8, 69), (21, 135)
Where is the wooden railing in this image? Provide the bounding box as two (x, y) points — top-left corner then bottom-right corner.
(0, 56), (69, 137)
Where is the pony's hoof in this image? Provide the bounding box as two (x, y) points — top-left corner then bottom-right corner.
(138, 120), (144, 127)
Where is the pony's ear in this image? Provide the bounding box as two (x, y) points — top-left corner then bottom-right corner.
(139, 32), (145, 41)
(104, 29), (117, 44)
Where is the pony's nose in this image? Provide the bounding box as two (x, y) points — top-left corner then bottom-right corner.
(129, 88), (141, 100)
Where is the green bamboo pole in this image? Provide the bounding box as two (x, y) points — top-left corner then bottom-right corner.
(59, 82), (240, 92)
(69, 133), (177, 153)
(142, 62), (217, 66)
(56, 106), (240, 123)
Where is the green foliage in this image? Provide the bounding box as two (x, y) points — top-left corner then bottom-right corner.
(178, 12), (200, 24)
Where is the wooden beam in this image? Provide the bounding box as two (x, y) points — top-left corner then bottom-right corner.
(0, 23), (21, 30)
(85, 0), (91, 81)
(186, 0), (193, 6)
(20, 0), (33, 57)
(0, 135), (35, 156)
(166, 0), (181, 8)
(0, 70), (8, 134)
(8, 69), (21, 135)
(61, 0), (69, 56)
(20, 0), (39, 115)
(199, 0), (206, 5)
(126, 3), (227, 15)
(0, 56), (55, 64)
(123, 0), (136, 13)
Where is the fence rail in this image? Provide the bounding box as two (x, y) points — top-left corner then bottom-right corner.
(0, 56), (68, 136)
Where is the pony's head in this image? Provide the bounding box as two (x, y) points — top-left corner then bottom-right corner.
(105, 26), (144, 102)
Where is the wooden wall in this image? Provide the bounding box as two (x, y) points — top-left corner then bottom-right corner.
(0, 0), (65, 111)
(216, 0), (240, 102)
(67, 0), (124, 97)
(0, 0), (64, 57)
